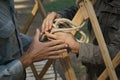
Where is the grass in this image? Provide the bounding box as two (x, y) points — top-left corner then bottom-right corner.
(43, 0), (76, 12)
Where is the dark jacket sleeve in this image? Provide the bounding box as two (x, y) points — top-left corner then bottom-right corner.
(57, 6), (78, 20)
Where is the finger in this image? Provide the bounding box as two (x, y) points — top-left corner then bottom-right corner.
(42, 19), (47, 32)
(48, 20), (53, 30)
(47, 49), (67, 57)
(48, 16), (55, 30)
(45, 32), (57, 40)
(47, 40), (65, 46)
(34, 29), (41, 40)
(47, 56), (62, 59)
(45, 16), (54, 31)
(45, 18), (50, 31)
(48, 44), (68, 51)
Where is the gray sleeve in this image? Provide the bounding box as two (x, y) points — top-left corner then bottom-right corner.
(77, 43), (119, 65)
(0, 60), (24, 80)
(77, 43), (104, 65)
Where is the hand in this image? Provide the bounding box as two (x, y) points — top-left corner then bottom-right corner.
(45, 31), (80, 54)
(19, 29), (67, 68)
(42, 12), (62, 32)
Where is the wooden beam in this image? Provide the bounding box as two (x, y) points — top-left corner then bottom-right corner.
(84, 0), (118, 80)
(98, 51), (120, 80)
(22, 0), (39, 34)
(38, 60), (54, 79)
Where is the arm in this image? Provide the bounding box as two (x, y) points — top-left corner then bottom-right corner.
(0, 29), (68, 80)
(45, 31), (120, 65)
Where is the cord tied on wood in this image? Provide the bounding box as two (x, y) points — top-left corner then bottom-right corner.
(51, 18), (88, 43)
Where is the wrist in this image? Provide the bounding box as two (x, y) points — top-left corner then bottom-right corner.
(19, 52), (32, 68)
(72, 42), (80, 54)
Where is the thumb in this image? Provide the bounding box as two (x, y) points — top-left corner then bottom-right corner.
(34, 29), (41, 40)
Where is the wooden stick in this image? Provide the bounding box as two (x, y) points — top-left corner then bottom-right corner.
(22, 0), (40, 79)
(22, 0), (39, 34)
(37, 0), (46, 18)
(21, 0), (47, 79)
(84, 0), (118, 80)
(98, 51), (120, 80)
(38, 60), (54, 79)
(30, 64), (40, 80)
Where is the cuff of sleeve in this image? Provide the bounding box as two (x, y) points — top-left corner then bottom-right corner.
(78, 43), (104, 64)
(78, 43), (94, 64)
(6, 60), (24, 79)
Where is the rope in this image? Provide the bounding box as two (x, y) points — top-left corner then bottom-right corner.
(51, 18), (88, 43)
(47, 18), (88, 80)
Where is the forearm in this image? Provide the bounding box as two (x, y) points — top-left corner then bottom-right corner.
(0, 60), (24, 80)
(19, 52), (32, 68)
(77, 43), (119, 65)
(78, 43), (104, 64)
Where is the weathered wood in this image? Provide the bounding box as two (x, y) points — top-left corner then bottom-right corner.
(30, 64), (39, 80)
(22, 0), (47, 80)
(37, 0), (46, 18)
(38, 60), (54, 79)
(22, 1), (39, 34)
(84, 0), (118, 80)
(26, 61), (63, 80)
(59, 53), (77, 80)
(22, 0), (45, 34)
(98, 51), (120, 80)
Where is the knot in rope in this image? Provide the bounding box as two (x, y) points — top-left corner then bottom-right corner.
(51, 18), (88, 43)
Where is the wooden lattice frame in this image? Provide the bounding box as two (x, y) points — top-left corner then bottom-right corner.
(22, 0), (120, 80)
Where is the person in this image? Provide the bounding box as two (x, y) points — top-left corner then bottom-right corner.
(42, 0), (120, 79)
(0, 0), (68, 80)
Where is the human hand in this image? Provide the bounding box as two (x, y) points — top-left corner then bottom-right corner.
(42, 12), (62, 32)
(45, 31), (80, 54)
(19, 29), (67, 68)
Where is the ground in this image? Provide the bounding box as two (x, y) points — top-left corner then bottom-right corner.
(14, 0), (86, 80)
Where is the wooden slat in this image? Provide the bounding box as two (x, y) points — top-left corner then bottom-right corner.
(22, 0), (39, 34)
(26, 61), (63, 80)
(37, 0), (46, 18)
(98, 51), (120, 80)
(38, 60), (54, 79)
(84, 0), (118, 80)
(30, 64), (39, 80)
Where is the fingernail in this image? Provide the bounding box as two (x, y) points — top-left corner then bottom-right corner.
(45, 28), (48, 31)
(64, 49), (67, 51)
(49, 27), (51, 30)
(65, 44), (68, 47)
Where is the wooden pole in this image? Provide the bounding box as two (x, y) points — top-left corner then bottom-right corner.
(84, 0), (118, 80)
(22, 0), (39, 34)
(98, 51), (120, 80)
